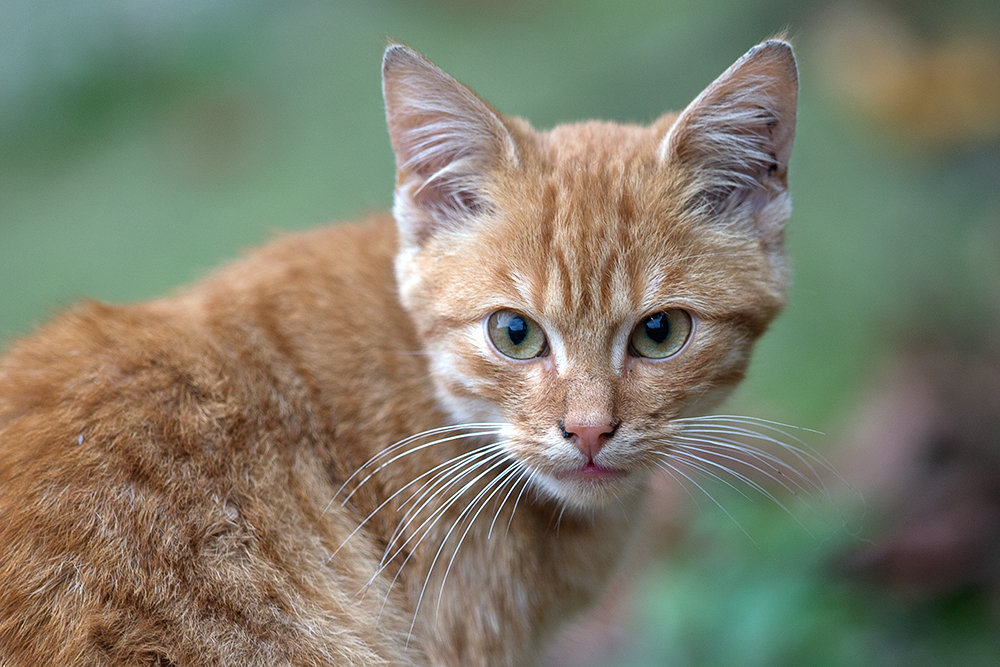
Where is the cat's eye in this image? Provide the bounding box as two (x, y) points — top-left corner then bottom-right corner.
(487, 310), (548, 360)
(629, 310), (692, 359)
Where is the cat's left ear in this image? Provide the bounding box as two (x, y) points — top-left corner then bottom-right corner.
(382, 44), (518, 247)
(659, 40), (798, 238)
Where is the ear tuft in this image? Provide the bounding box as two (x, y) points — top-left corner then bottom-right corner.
(382, 45), (517, 246)
(660, 40), (798, 234)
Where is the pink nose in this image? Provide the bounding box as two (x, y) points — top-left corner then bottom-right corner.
(560, 421), (618, 460)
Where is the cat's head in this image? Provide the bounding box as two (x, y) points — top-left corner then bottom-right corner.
(383, 41), (797, 510)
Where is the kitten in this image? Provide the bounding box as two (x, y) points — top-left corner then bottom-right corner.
(0, 40), (798, 666)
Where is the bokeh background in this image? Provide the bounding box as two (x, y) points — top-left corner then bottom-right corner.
(2, 1), (1000, 665)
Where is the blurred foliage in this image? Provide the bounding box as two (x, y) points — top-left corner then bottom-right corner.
(2, 0), (1000, 665)
(624, 501), (1000, 667)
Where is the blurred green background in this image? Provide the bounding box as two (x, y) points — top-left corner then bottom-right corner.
(2, 0), (999, 665)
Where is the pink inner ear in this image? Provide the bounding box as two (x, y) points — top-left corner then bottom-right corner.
(382, 45), (517, 237)
(659, 41), (798, 217)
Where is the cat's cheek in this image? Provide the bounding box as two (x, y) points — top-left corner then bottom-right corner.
(618, 370), (719, 430)
(424, 338), (502, 424)
(423, 327), (548, 426)
(625, 322), (756, 415)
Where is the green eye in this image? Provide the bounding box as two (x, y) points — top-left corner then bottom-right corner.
(487, 310), (547, 360)
(630, 310), (692, 359)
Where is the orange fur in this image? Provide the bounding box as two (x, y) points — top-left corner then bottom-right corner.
(0, 41), (797, 666)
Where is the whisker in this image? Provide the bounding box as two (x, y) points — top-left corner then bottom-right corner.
(434, 463), (526, 615)
(378, 446), (511, 575)
(678, 416), (827, 467)
(394, 444), (506, 519)
(673, 434), (801, 482)
(372, 448), (514, 624)
(327, 441), (505, 563)
(488, 465), (532, 539)
(653, 460), (755, 544)
(372, 447), (513, 591)
(339, 428), (503, 506)
(658, 451), (756, 503)
(505, 469), (537, 538)
(659, 449), (811, 532)
(676, 414), (824, 435)
(678, 422), (832, 493)
(357, 449), (507, 609)
(333, 422), (503, 500)
(679, 421), (819, 453)
(384, 444), (510, 559)
(383, 454), (515, 642)
(655, 461), (704, 513)
(668, 436), (815, 496)
(683, 421), (868, 515)
(409, 465), (514, 640)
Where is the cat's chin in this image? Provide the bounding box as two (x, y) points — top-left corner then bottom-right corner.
(533, 465), (646, 510)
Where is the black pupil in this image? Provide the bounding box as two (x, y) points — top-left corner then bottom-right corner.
(507, 316), (528, 346)
(644, 313), (670, 345)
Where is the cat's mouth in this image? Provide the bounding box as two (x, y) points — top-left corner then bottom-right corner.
(533, 459), (638, 508)
(554, 462), (630, 482)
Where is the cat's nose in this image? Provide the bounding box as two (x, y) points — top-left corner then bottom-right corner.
(560, 420), (618, 460)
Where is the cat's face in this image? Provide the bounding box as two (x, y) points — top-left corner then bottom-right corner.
(383, 43), (797, 509)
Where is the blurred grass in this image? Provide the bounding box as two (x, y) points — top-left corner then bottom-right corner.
(2, 0), (999, 665)
(624, 501), (1000, 667)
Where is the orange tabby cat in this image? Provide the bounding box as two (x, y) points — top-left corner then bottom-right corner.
(0, 40), (798, 666)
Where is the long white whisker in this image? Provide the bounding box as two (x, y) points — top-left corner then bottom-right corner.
(330, 423), (505, 505)
(679, 423), (829, 492)
(667, 437), (813, 496)
(679, 417), (827, 468)
(659, 449), (810, 532)
(394, 444), (506, 518)
(674, 433), (816, 488)
(655, 460), (703, 512)
(489, 465), (531, 539)
(653, 459), (755, 544)
(328, 442), (505, 564)
(505, 469), (537, 537)
(379, 446), (511, 573)
(434, 464), (525, 615)
(373, 447), (512, 587)
(675, 414), (823, 435)
(674, 434), (798, 475)
(659, 451), (756, 503)
(356, 448), (510, 609)
(384, 444), (509, 562)
(372, 448), (513, 625)
(678, 449), (812, 535)
(404, 457), (515, 645)
(341, 429), (503, 505)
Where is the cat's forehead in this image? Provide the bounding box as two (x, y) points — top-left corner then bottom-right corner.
(481, 133), (730, 330)
(536, 119), (672, 162)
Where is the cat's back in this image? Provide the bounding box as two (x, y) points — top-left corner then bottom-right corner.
(0, 216), (425, 665)
(0, 215), (403, 481)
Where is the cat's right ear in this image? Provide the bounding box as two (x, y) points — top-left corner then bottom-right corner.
(382, 44), (518, 247)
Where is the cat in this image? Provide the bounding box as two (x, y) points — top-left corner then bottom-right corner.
(0, 39), (798, 666)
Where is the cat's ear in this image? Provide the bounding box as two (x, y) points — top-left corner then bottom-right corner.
(659, 40), (798, 237)
(382, 44), (518, 246)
